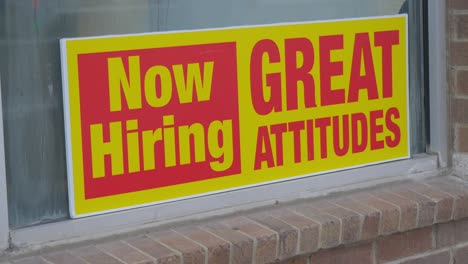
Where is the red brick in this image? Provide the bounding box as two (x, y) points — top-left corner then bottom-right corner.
(125, 236), (181, 264)
(455, 244), (468, 263)
(389, 186), (436, 227)
(223, 216), (278, 264)
(436, 218), (468, 248)
(352, 193), (400, 235)
(376, 227), (433, 262)
(98, 241), (153, 264)
(332, 198), (380, 241)
(11, 257), (49, 264)
(407, 183), (454, 223)
(457, 70), (468, 96)
(452, 98), (468, 124)
(426, 178), (468, 219)
(42, 251), (88, 264)
(247, 213), (298, 259)
(369, 190), (417, 232)
(71, 246), (122, 264)
(291, 204), (341, 249)
(436, 221), (457, 248)
(268, 209), (319, 253)
(450, 65), (457, 93)
(456, 126), (468, 152)
(435, 222), (457, 248)
(309, 243), (373, 264)
(175, 227), (230, 264)
(148, 230), (205, 264)
(200, 223), (254, 264)
(456, 15), (468, 39)
(450, 0), (468, 10)
(308, 201), (361, 244)
(450, 42), (468, 66)
(399, 250), (451, 264)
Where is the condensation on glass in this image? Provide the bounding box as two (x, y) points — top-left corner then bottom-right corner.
(0, 0), (425, 228)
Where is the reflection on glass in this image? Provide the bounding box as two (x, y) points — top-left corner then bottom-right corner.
(0, 0), (421, 228)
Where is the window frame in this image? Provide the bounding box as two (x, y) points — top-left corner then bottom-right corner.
(0, 76), (9, 252)
(0, 0), (448, 251)
(427, 0), (448, 167)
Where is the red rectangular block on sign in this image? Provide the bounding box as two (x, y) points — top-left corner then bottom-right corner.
(77, 42), (241, 199)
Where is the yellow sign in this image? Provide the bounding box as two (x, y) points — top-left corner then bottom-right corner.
(60, 15), (409, 218)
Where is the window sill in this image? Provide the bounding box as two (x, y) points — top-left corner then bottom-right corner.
(7, 154), (441, 253)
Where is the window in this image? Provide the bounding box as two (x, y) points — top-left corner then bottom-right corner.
(0, 0), (426, 228)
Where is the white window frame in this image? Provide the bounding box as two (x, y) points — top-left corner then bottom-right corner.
(0, 0), (448, 251)
(427, 0), (448, 167)
(0, 75), (10, 252)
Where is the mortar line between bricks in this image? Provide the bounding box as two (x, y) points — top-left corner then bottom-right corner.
(307, 205), (344, 245)
(455, 123), (468, 129)
(242, 216), (280, 260)
(99, 251), (127, 264)
(68, 250), (93, 264)
(450, 64), (468, 70)
(366, 193), (403, 231)
(449, 248), (454, 264)
(421, 183), (457, 219)
(401, 187), (439, 224)
(453, 10), (468, 15)
(329, 201), (365, 241)
(286, 209), (322, 228)
(451, 39), (468, 44)
(39, 256), (54, 264)
(329, 201), (365, 218)
(219, 222), (257, 264)
(265, 212), (301, 255)
(453, 94), (468, 100)
(452, 239), (468, 249)
(453, 36), (468, 42)
(172, 229), (209, 264)
(110, 253), (126, 264)
(120, 240), (158, 263)
(96, 244), (132, 264)
(349, 197), (385, 235)
(395, 187), (430, 221)
(146, 234), (184, 264)
(198, 226), (234, 264)
(339, 198), (381, 216)
(335, 214), (344, 245)
(288, 210), (324, 250)
(372, 241), (377, 264)
(381, 247), (452, 264)
(382, 187), (418, 230)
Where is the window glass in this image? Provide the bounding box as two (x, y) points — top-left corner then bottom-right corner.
(0, 0), (425, 228)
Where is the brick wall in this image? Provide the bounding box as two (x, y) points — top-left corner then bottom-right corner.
(281, 220), (468, 264)
(449, 0), (468, 177)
